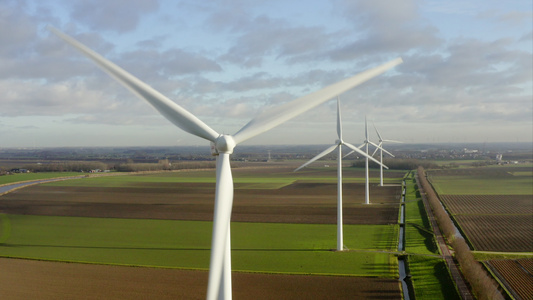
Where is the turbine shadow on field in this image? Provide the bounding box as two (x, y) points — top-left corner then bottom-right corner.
(361, 262), (394, 276)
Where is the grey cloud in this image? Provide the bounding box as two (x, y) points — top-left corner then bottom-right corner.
(402, 38), (533, 90)
(217, 15), (334, 67)
(326, 0), (442, 60)
(519, 31), (533, 42)
(117, 48), (222, 79)
(477, 10), (533, 27)
(66, 0), (159, 33)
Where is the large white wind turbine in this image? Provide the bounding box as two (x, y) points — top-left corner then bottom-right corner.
(371, 123), (402, 186)
(293, 98), (385, 251)
(49, 26), (402, 300)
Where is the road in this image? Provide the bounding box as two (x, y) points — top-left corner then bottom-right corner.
(0, 176), (84, 196)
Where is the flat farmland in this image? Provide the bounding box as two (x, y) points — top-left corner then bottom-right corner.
(440, 194), (532, 252)
(428, 165), (533, 252)
(440, 195), (532, 215)
(428, 166), (533, 195)
(0, 163), (405, 299)
(486, 259), (533, 300)
(0, 258), (401, 300)
(427, 164), (533, 299)
(453, 214), (532, 252)
(0, 165), (402, 225)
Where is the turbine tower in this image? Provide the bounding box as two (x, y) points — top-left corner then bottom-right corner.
(49, 27), (402, 300)
(371, 122), (402, 186)
(354, 117), (385, 204)
(294, 98), (385, 251)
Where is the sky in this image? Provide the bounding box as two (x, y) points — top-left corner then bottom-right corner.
(1, 0), (532, 148)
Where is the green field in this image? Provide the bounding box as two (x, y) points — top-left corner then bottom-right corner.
(408, 255), (460, 299)
(429, 174), (532, 195)
(402, 172), (459, 299)
(0, 214), (398, 277)
(403, 177), (438, 255)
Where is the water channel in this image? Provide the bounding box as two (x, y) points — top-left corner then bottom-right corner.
(398, 180), (412, 300)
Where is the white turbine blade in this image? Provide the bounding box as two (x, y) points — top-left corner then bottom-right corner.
(232, 58), (403, 144)
(344, 142), (388, 169)
(336, 97), (342, 140)
(368, 141), (394, 157)
(373, 122), (383, 142)
(294, 144), (338, 172)
(48, 26), (220, 142)
(206, 153), (234, 300)
(342, 149), (356, 158)
(380, 148), (395, 158)
(369, 140), (394, 157)
(383, 139), (403, 143)
(371, 142), (383, 157)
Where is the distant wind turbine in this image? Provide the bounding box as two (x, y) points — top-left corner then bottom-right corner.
(344, 117), (389, 204)
(371, 122), (402, 186)
(294, 97), (385, 251)
(49, 26), (402, 300)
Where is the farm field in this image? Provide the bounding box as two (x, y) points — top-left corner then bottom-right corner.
(427, 164), (533, 299)
(0, 214), (398, 276)
(0, 258), (401, 300)
(407, 255), (459, 300)
(428, 165), (533, 195)
(486, 259), (533, 300)
(0, 163), (405, 299)
(0, 165), (403, 225)
(403, 174), (438, 255)
(427, 165), (532, 252)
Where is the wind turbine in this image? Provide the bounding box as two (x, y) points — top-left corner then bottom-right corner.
(371, 122), (402, 186)
(359, 117), (385, 204)
(293, 97), (386, 251)
(49, 26), (402, 300)
(343, 117), (388, 204)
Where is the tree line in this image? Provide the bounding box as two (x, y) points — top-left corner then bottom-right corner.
(352, 158), (439, 170)
(10, 160), (216, 173)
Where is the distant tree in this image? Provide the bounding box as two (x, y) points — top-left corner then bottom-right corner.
(23, 161), (109, 172)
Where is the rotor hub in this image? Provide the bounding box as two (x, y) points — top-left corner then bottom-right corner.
(215, 134), (236, 154)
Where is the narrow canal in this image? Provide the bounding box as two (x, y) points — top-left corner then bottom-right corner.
(398, 179), (412, 300)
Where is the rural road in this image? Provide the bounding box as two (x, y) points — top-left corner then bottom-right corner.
(0, 176), (84, 195)
(415, 173), (474, 300)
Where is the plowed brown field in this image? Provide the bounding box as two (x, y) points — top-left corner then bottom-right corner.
(486, 259), (533, 300)
(0, 179), (401, 225)
(0, 258), (401, 300)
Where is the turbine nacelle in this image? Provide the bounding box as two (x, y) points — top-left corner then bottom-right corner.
(215, 134), (236, 154)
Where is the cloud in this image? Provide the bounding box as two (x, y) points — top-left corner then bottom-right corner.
(327, 0), (442, 60)
(0, 0), (531, 146)
(119, 48), (222, 76)
(218, 15), (334, 67)
(67, 0), (159, 33)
